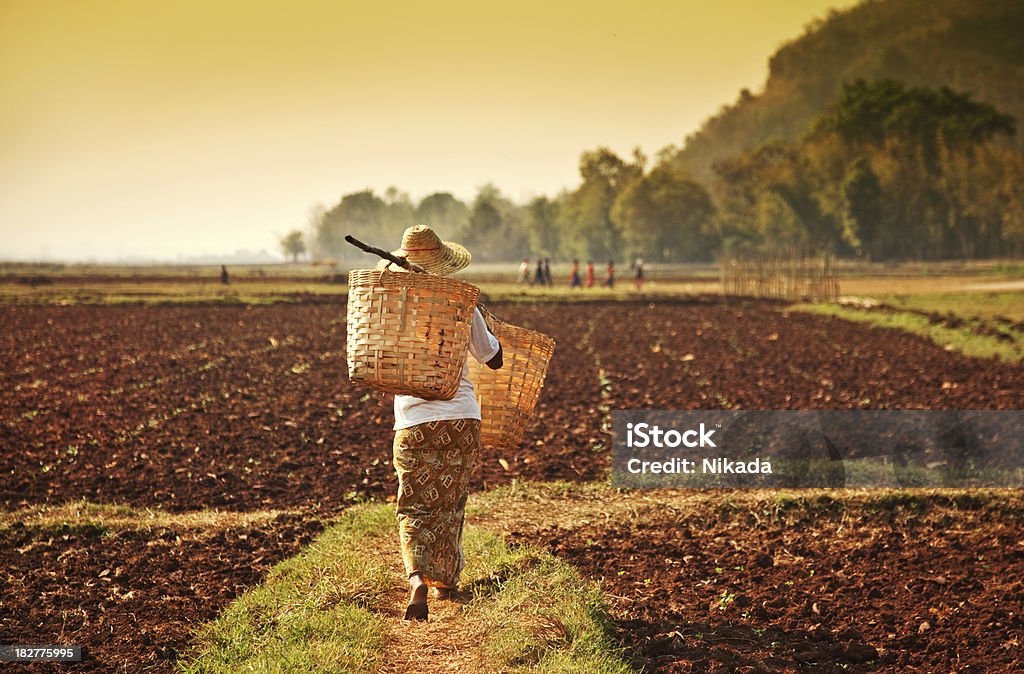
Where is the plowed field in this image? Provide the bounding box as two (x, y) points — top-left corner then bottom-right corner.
(3, 299), (1022, 671)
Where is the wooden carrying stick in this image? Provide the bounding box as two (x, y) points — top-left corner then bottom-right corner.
(345, 235), (427, 273)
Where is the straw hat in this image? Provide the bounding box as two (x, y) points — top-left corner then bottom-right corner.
(378, 225), (472, 276)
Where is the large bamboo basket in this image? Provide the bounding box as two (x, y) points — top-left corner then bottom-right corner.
(346, 267), (480, 400)
(469, 310), (556, 451)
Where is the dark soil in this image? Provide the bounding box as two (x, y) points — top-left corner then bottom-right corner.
(0, 514), (323, 672)
(509, 492), (1024, 673)
(4, 301), (1022, 512)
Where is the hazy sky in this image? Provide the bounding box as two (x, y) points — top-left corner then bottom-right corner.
(1, 0), (858, 262)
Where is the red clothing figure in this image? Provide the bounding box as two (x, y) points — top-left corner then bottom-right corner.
(585, 261), (595, 288)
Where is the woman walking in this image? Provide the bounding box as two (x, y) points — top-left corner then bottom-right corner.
(380, 225), (503, 621)
(632, 257), (644, 290)
(533, 258), (545, 286)
(569, 259), (582, 288)
(604, 259), (615, 288)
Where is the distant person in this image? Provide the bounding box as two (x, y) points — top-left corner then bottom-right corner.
(533, 259), (545, 286)
(604, 260), (615, 288)
(543, 258), (553, 287)
(517, 258), (530, 285)
(632, 257), (644, 290)
(585, 260), (595, 288)
(569, 259), (582, 288)
(220, 265), (230, 285)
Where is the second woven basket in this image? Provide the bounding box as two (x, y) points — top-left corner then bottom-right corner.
(468, 309), (556, 451)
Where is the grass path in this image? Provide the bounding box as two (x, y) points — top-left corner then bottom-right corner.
(380, 593), (479, 673)
(180, 500), (634, 673)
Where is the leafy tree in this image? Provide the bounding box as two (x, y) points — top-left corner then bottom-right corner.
(524, 195), (561, 258)
(306, 202), (327, 259)
(469, 199), (501, 242)
(711, 142), (837, 253)
(458, 184), (528, 261)
(754, 189), (805, 250)
(415, 193), (470, 241)
(869, 139), (938, 259)
(839, 157), (883, 257)
(938, 139), (1024, 258)
(280, 230), (306, 262)
(304, 66), (1024, 263)
(812, 79), (1015, 165)
(559, 147), (643, 261)
(995, 147), (1024, 255)
(812, 80), (1016, 258)
(611, 163), (715, 261)
(315, 190), (386, 259)
(710, 78), (1020, 260)
(381, 187), (415, 244)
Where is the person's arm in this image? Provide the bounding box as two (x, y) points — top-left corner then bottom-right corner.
(470, 309), (502, 370)
(485, 343), (503, 370)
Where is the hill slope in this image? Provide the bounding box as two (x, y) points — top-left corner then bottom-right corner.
(673, 0), (1024, 180)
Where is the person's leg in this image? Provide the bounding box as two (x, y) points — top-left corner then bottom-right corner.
(408, 571), (428, 611)
(433, 418), (481, 598)
(394, 426), (432, 619)
(393, 419), (481, 611)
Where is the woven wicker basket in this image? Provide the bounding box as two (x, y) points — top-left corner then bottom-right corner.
(346, 267), (480, 400)
(469, 310), (556, 451)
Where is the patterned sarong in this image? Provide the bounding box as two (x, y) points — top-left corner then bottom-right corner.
(392, 418), (481, 588)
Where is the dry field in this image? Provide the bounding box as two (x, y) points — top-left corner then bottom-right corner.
(2, 297), (1022, 671)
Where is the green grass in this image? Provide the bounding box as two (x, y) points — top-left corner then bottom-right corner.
(477, 281), (718, 303)
(985, 262), (1024, 277)
(180, 505), (394, 674)
(872, 291), (1024, 323)
(794, 302), (1024, 363)
(179, 502), (634, 674)
(0, 499), (300, 535)
(0, 280), (345, 305)
(468, 480), (604, 512)
(459, 529), (634, 673)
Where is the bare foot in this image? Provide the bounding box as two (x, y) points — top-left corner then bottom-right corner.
(405, 572), (428, 621)
(433, 587), (453, 600)
(408, 573), (428, 605)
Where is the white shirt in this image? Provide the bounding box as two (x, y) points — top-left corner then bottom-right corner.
(393, 307), (501, 430)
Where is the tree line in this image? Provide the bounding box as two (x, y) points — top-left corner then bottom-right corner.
(291, 79), (1022, 264)
(712, 80), (1023, 260)
(301, 146), (714, 264)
